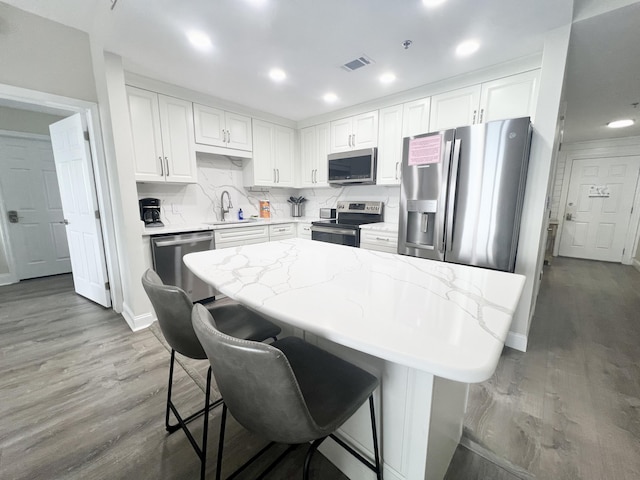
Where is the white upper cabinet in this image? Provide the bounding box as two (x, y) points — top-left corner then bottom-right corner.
(429, 70), (540, 131)
(244, 119), (295, 187)
(429, 85), (482, 131)
(299, 123), (330, 188)
(376, 105), (404, 186)
(377, 98), (431, 186)
(126, 86), (197, 183)
(330, 111), (378, 153)
(479, 70), (540, 123)
(193, 103), (252, 152)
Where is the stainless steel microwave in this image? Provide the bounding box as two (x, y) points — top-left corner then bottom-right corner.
(327, 148), (377, 185)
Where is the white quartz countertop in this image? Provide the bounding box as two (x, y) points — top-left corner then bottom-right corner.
(142, 217), (319, 236)
(184, 239), (525, 383)
(359, 222), (399, 232)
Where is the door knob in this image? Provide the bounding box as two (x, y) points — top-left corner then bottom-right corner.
(8, 210), (19, 223)
(565, 213), (573, 221)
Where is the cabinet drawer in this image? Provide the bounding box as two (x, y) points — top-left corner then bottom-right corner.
(360, 229), (398, 253)
(214, 225), (269, 248)
(269, 223), (296, 240)
(297, 222), (312, 240)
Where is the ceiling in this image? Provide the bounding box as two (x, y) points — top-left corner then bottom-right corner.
(1, 0), (639, 144)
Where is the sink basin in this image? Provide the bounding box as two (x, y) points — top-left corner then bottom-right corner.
(205, 218), (260, 226)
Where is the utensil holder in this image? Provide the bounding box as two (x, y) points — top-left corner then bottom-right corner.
(291, 203), (303, 217)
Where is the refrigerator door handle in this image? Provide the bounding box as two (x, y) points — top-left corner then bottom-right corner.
(446, 138), (462, 251)
(439, 139), (453, 253)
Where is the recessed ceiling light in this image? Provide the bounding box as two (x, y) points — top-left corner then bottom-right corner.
(456, 40), (480, 57)
(187, 30), (212, 51)
(323, 92), (338, 103)
(422, 0), (447, 7)
(245, 0), (268, 6)
(607, 119), (634, 128)
(380, 73), (396, 84)
(269, 68), (286, 82)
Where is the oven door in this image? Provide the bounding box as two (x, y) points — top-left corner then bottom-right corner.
(311, 225), (359, 247)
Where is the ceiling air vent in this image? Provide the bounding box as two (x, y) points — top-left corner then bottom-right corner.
(341, 55), (374, 72)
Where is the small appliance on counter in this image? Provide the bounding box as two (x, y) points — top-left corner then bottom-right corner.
(311, 201), (383, 247)
(139, 197), (164, 227)
(319, 208), (336, 219)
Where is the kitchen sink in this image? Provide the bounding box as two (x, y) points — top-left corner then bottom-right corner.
(205, 218), (260, 226)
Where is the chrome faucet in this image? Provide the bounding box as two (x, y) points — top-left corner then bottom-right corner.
(220, 190), (233, 221)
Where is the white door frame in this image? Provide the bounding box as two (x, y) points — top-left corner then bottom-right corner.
(0, 83), (122, 311)
(556, 146), (640, 265)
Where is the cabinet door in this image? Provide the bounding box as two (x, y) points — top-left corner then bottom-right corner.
(158, 95), (197, 183)
(402, 97), (431, 137)
(315, 123), (330, 186)
(193, 103), (226, 147)
(274, 124), (295, 187)
(479, 70), (539, 123)
(330, 117), (353, 153)
(429, 85), (481, 131)
(377, 105), (403, 185)
(226, 112), (253, 151)
(250, 119), (276, 186)
(299, 126), (316, 188)
(126, 86), (164, 182)
(352, 111), (378, 149)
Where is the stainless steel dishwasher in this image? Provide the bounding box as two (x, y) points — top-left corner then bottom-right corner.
(151, 231), (216, 302)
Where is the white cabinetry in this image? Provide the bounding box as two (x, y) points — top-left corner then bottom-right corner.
(214, 225), (269, 248)
(330, 111), (378, 153)
(377, 98), (431, 186)
(244, 119), (295, 187)
(429, 70), (539, 131)
(299, 123), (330, 187)
(360, 228), (398, 254)
(126, 86), (197, 183)
(269, 223), (296, 240)
(193, 103), (252, 152)
(297, 222), (312, 240)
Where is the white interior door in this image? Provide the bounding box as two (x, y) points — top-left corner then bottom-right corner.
(49, 114), (111, 307)
(559, 156), (640, 262)
(0, 135), (71, 279)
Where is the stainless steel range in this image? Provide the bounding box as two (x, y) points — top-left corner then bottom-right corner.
(311, 201), (383, 247)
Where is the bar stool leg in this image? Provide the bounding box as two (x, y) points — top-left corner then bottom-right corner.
(165, 349), (179, 433)
(200, 366), (212, 480)
(303, 437), (326, 480)
(369, 395), (383, 480)
(216, 404), (228, 480)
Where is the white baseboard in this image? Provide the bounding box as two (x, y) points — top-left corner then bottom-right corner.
(633, 258), (640, 273)
(121, 303), (155, 331)
(505, 331), (528, 352)
(0, 273), (17, 286)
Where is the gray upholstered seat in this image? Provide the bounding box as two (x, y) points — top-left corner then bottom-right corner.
(191, 303), (382, 480)
(141, 268), (281, 480)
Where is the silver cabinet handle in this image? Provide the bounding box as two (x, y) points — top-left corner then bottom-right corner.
(313, 169), (317, 183)
(395, 162), (399, 180)
(348, 134), (352, 147)
(273, 168), (276, 183)
(352, 133), (355, 147)
(479, 109), (484, 123)
(472, 110), (477, 124)
(276, 169), (280, 183)
(164, 157), (169, 176)
(375, 237), (390, 241)
(227, 129), (231, 143)
(159, 156), (164, 176)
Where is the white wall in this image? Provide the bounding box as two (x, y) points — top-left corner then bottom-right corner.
(0, 3), (96, 102)
(0, 107), (65, 135)
(510, 25), (572, 349)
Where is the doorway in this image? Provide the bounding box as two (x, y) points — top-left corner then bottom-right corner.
(558, 155), (640, 262)
(0, 84), (120, 310)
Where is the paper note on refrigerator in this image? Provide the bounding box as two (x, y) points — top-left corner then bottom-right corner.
(408, 135), (442, 166)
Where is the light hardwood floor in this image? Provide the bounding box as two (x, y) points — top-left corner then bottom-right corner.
(1, 257), (638, 479)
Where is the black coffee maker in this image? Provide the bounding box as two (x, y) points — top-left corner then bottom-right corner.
(139, 198), (164, 227)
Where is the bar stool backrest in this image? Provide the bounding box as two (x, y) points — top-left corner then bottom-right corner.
(142, 269), (206, 360)
(192, 304), (321, 444)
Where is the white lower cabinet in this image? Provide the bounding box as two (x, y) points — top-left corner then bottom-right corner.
(214, 225), (269, 248)
(360, 229), (398, 254)
(269, 223), (296, 240)
(297, 222), (312, 240)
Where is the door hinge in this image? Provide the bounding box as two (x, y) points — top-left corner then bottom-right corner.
(105, 281), (110, 290)
(83, 130), (90, 141)
(95, 210), (100, 219)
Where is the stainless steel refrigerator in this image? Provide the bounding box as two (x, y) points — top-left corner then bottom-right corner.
(398, 116), (532, 272)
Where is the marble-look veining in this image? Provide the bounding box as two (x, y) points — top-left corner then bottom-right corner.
(136, 153), (401, 229)
(184, 238), (525, 383)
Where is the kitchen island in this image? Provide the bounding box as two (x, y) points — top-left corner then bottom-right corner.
(184, 239), (525, 480)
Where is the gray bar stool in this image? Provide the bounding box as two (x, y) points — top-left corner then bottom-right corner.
(141, 269), (281, 480)
(191, 303), (383, 480)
